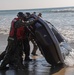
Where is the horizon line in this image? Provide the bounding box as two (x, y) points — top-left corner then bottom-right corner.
(0, 6), (74, 11)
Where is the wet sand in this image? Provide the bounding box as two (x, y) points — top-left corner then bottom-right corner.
(0, 34), (74, 75)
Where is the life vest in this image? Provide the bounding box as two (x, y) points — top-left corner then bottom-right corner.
(9, 18), (26, 40)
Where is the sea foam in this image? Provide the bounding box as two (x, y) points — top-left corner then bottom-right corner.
(64, 48), (74, 66)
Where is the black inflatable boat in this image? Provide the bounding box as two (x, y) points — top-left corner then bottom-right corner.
(28, 15), (65, 66)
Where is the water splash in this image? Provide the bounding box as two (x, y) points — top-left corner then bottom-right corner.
(60, 41), (74, 67)
(64, 48), (74, 66)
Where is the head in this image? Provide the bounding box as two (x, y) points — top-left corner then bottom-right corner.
(38, 13), (42, 17)
(25, 12), (30, 17)
(17, 12), (24, 19)
(32, 12), (36, 15)
(26, 12), (30, 15)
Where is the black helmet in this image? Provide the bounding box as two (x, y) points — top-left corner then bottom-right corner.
(17, 12), (24, 17)
(26, 12), (30, 16)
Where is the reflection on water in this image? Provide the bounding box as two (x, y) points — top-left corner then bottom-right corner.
(0, 56), (64, 75)
(0, 57), (50, 75)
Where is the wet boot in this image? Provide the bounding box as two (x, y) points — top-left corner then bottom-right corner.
(23, 38), (33, 62)
(0, 57), (9, 70)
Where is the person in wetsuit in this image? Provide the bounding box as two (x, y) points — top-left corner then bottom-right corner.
(0, 12), (38, 70)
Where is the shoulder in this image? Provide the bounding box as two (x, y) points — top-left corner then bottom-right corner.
(12, 18), (19, 22)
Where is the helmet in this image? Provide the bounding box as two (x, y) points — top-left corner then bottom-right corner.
(17, 12), (24, 17)
(26, 12), (30, 16)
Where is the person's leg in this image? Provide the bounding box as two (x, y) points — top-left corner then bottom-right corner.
(0, 40), (15, 69)
(9, 40), (24, 69)
(23, 38), (32, 61)
(31, 39), (38, 56)
(16, 41), (25, 69)
(0, 43), (12, 69)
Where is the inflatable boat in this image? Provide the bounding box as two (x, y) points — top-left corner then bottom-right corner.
(28, 15), (70, 66)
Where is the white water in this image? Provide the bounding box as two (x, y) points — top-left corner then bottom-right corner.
(64, 48), (74, 66)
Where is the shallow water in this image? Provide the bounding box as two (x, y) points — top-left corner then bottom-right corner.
(0, 55), (64, 75)
(0, 34), (74, 75)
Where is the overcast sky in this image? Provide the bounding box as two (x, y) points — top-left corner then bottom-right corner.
(0, 0), (74, 10)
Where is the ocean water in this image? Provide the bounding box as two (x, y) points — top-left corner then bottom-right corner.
(0, 7), (74, 42)
(0, 7), (74, 66)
